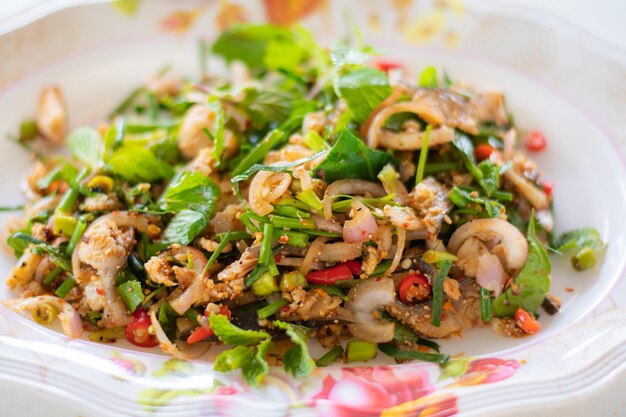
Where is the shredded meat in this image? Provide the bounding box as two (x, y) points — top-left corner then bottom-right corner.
(81, 193), (124, 212)
(407, 177), (452, 239)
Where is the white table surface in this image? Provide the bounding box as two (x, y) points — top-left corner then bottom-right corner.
(0, 1), (624, 417)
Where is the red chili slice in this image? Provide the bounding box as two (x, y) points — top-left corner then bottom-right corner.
(125, 309), (159, 348)
(306, 264), (354, 285)
(398, 273), (432, 304)
(339, 260), (363, 275)
(474, 144), (495, 161)
(187, 305), (231, 344)
(523, 130), (547, 152)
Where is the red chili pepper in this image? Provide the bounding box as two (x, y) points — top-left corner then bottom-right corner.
(374, 59), (403, 72)
(540, 180), (555, 196)
(474, 144), (495, 161)
(398, 273), (432, 304)
(306, 264), (354, 285)
(523, 130), (547, 152)
(187, 305), (231, 344)
(125, 309), (159, 348)
(514, 307), (541, 335)
(339, 260), (362, 276)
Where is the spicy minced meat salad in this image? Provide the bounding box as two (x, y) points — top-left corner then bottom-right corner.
(1, 24), (605, 385)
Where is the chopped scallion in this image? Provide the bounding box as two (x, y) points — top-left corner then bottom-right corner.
(257, 298), (289, 319)
(315, 345), (344, 367)
(55, 277), (77, 298)
(415, 125), (432, 184)
(431, 260), (452, 327)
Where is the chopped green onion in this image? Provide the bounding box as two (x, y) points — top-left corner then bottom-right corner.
(55, 277), (77, 298)
(346, 340), (378, 363)
(142, 285), (166, 306)
(108, 87), (145, 119)
(333, 279), (360, 288)
(480, 287), (492, 323)
(245, 264), (268, 287)
(393, 323), (441, 352)
(203, 231), (232, 274)
(56, 167), (90, 214)
(572, 247), (596, 271)
(257, 298), (289, 319)
(0, 205), (24, 212)
(316, 345), (344, 367)
(377, 163), (398, 194)
(422, 250), (458, 264)
(66, 220), (87, 256)
(19, 120), (39, 141)
(269, 215), (315, 230)
(273, 229), (309, 248)
(415, 125), (432, 184)
(53, 214), (77, 237)
(279, 271), (307, 291)
(303, 130), (329, 151)
(492, 190), (514, 202)
(419, 66), (439, 88)
(251, 271), (279, 296)
(424, 161), (461, 175)
(43, 266), (63, 285)
(302, 230), (341, 238)
(32, 302), (58, 325)
(216, 231), (251, 242)
(276, 198), (311, 211)
(296, 189), (324, 212)
(379, 343), (450, 366)
(116, 280), (145, 313)
(431, 260), (452, 327)
(272, 204), (311, 219)
(259, 223), (274, 266)
(183, 308), (202, 324)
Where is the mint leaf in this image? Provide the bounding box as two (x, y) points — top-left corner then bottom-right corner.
(313, 128), (399, 183)
(273, 321), (315, 378)
(242, 338), (272, 386)
(159, 171), (220, 215)
(208, 314), (270, 345)
(330, 43), (371, 68)
(336, 68), (391, 123)
(494, 217), (551, 316)
(163, 210), (208, 246)
(214, 346), (256, 372)
(107, 145), (174, 183)
(67, 127), (103, 168)
(555, 227), (605, 252)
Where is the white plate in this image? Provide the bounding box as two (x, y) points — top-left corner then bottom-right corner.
(1, 1), (625, 416)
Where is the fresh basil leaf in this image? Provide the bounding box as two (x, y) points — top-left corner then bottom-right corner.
(212, 24), (306, 74)
(313, 128), (399, 183)
(206, 96), (226, 164)
(273, 321), (315, 378)
(159, 171), (220, 215)
(208, 314), (270, 345)
(555, 227), (605, 252)
(336, 68), (392, 123)
(241, 337), (272, 386)
(214, 345), (256, 372)
(163, 210), (208, 246)
(448, 187), (503, 218)
(106, 145), (174, 183)
(67, 127), (103, 168)
(494, 217), (551, 317)
(116, 280), (144, 313)
(330, 43), (371, 68)
(452, 135), (501, 197)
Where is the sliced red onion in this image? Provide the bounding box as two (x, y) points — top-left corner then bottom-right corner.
(476, 253), (506, 297)
(3, 296), (83, 338)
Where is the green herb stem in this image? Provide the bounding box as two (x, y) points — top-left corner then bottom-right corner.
(415, 125), (432, 184)
(257, 298), (289, 319)
(431, 260), (452, 327)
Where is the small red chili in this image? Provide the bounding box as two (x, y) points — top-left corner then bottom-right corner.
(523, 130), (547, 152)
(187, 305), (231, 344)
(339, 260), (363, 275)
(474, 144), (495, 161)
(374, 59), (403, 72)
(125, 309), (159, 348)
(541, 180), (555, 196)
(306, 264), (354, 285)
(398, 273), (432, 304)
(514, 307), (541, 335)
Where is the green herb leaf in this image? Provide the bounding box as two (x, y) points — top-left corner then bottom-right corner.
(159, 171), (220, 215)
(116, 280), (145, 313)
(431, 260), (452, 327)
(494, 217), (551, 317)
(313, 128), (399, 183)
(555, 227), (605, 252)
(231, 150), (326, 183)
(206, 96), (226, 164)
(208, 314), (270, 345)
(67, 127), (103, 168)
(418, 66), (439, 88)
(330, 43), (371, 68)
(378, 343), (450, 366)
(448, 187), (504, 218)
(240, 337), (271, 386)
(214, 345), (256, 372)
(336, 68), (392, 123)
(107, 145), (174, 183)
(163, 210), (208, 246)
(273, 321), (316, 378)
